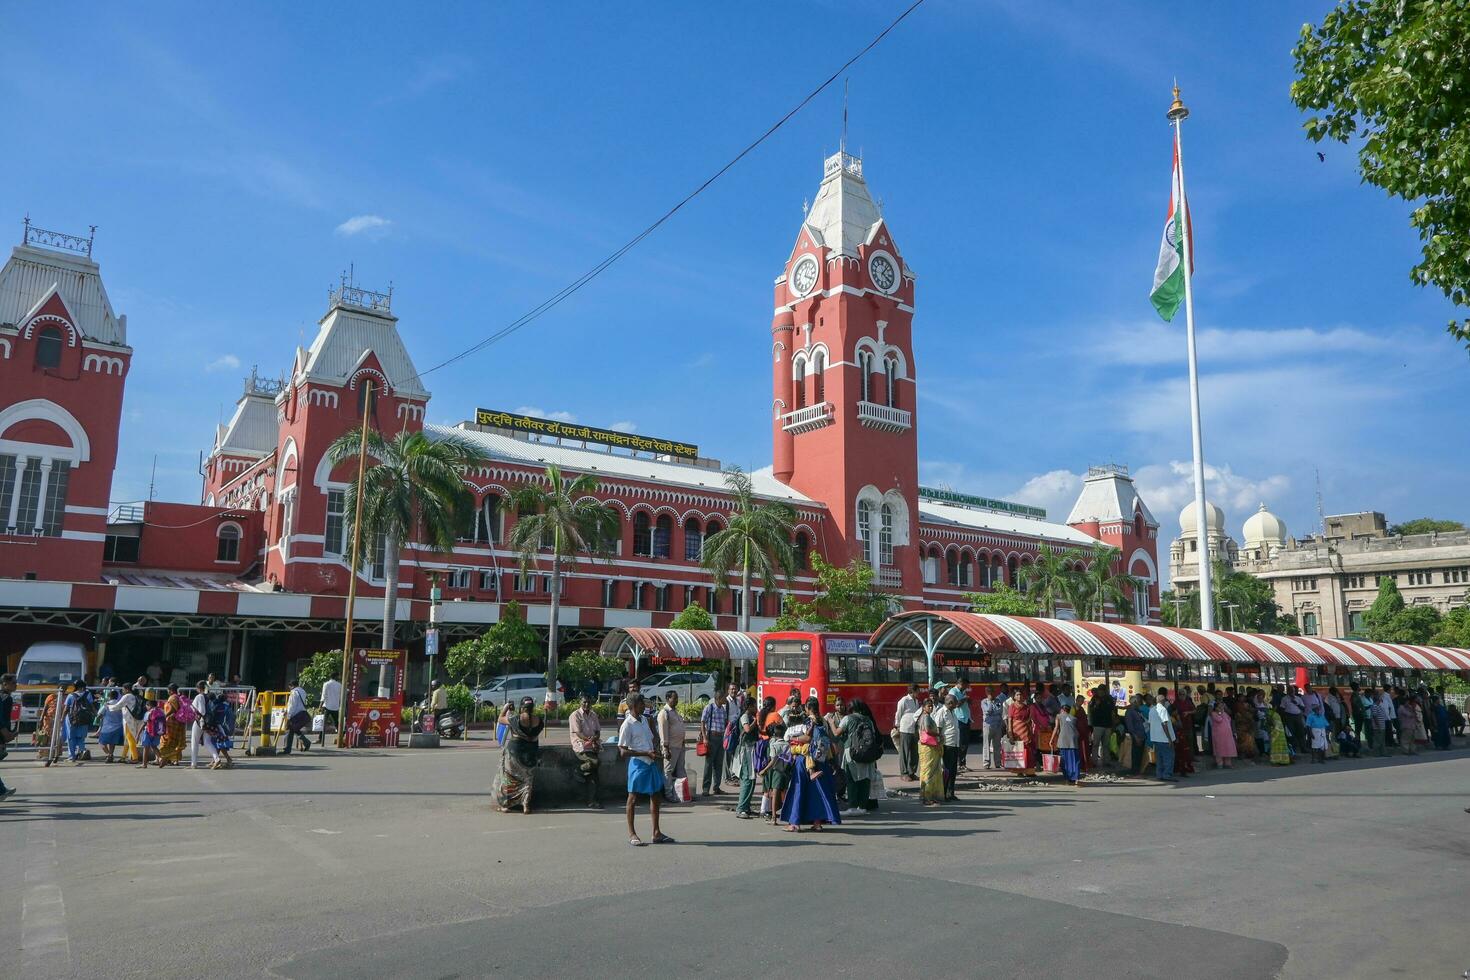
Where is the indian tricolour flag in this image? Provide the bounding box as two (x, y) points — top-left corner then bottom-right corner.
(1150, 142), (1193, 321)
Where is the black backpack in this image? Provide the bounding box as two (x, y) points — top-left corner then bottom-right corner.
(849, 716), (884, 764)
(69, 691), (96, 727)
(127, 692), (147, 721)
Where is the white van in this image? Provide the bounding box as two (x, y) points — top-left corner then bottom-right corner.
(15, 640), (89, 727)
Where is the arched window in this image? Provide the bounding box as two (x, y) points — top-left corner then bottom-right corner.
(879, 504), (894, 567)
(959, 551), (973, 588)
(946, 550), (960, 586)
(793, 358), (807, 409)
(684, 517), (703, 561)
(35, 326), (63, 370)
(653, 514), (673, 558)
(793, 531), (810, 570)
(859, 350), (874, 402)
(812, 350), (825, 403)
(885, 356), (899, 409)
(856, 499), (874, 564)
(992, 555), (1005, 585)
(706, 518), (723, 539)
(1009, 556), (1021, 591)
(605, 507), (623, 554)
(216, 524), (241, 562)
(356, 382), (377, 419)
(633, 511), (653, 556)
(481, 494), (502, 544)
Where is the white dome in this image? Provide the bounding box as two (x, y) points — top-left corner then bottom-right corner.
(1179, 500), (1224, 535)
(1243, 502), (1287, 546)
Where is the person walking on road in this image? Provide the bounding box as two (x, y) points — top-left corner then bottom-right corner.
(318, 674), (342, 746)
(189, 681), (212, 769)
(657, 691), (687, 803)
(568, 693), (603, 808)
(61, 680), (93, 764)
(0, 674), (17, 799)
(95, 684), (126, 763)
(1150, 688), (1177, 782)
(1055, 703), (1081, 786)
(619, 694), (673, 846)
(279, 681), (311, 755)
(979, 687), (1005, 770)
(894, 683), (921, 781)
(699, 690), (729, 798)
(139, 691), (166, 769)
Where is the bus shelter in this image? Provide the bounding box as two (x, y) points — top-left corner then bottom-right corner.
(598, 628), (761, 678)
(869, 611), (1470, 688)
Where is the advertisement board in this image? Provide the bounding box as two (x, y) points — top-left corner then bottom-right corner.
(344, 648), (406, 748)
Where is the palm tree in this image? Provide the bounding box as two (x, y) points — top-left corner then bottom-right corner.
(1075, 542), (1143, 623)
(1017, 545), (1082, 619)
(700, 467), (797, 633)
(506, 465), (620, 691)
(327, 428), (486, 650)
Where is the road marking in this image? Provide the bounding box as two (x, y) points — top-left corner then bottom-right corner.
(238, 808), (348, 873)
(21, 815), (71, 977)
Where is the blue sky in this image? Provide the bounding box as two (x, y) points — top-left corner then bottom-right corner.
(2, 1), (1465, 579)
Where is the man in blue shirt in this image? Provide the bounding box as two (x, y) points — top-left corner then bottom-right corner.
(951, 678), (973, 771)
(698, 691), (729, 798)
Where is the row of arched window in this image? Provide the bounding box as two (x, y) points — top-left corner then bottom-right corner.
(926, 546), (1032, 590)
(455, 492), (812, 570)
(790, 350), (901, 411)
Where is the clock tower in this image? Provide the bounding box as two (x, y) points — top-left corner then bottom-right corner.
(772, 149), (920, 596)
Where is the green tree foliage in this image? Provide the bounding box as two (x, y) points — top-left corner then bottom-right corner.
(557, 651), (627, 697)
(1292, 1), (1470, 349)
(1017, 545), (1081, 619)
(668, 603), (715, 631)
(507, 466), (620, 689)
(480, 601), (543, 674)
(1160, 562), (1297, 634)
(700, 467), (797, 632)
(771, 553), (892, 633)
(965, 584), (1040, 617)
(296, 650), (341, 704)
(444, 637), (489, 688)
(1073, 542), (1145, 623)
(326, 428), (487, 648)
(1430, 604), (1470, 648)
(1364, 576), (1443, 643)
(445, 683), (474, 718)
(1389, 517), (1465, 536)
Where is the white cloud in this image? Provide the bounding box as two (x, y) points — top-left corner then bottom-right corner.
(608, 420), (638, 433)
(205, 353), (240, 373)
(335, 214), (392, 239)
(514, 406), (576, 423)
(1132, 461), (1292, 534)
(379, 55), (474, 105)
(1007, 469), (1084, 522)
(1088, 320), (1396, 368)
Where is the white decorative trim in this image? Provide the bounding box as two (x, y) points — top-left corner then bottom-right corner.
(22, 314), (78, 346)
(60, 530), (106, 542)
(0, 338), (9, 359)
(0, 399), (91, 463)
(347, 366), (391, 392)
(82, 353), (125, 375)
(396, 402), (425, 421)
(277, 437), (298, 489)
(64, 505), (109, 516)
(308, 388), (339, 408)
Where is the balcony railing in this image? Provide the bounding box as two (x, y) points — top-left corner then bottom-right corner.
(780, 401), (834, 434)
(875, 565), (903, 589)
(856, 400), (912, 432)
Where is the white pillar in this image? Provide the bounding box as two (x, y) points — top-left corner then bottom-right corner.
(31, 459), (53, 533)
(7, 457), (28, 531)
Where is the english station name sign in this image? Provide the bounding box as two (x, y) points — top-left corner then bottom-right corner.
(475, 408), (700, 460)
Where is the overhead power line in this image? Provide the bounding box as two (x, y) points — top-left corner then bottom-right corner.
(412, 0), (927, 383)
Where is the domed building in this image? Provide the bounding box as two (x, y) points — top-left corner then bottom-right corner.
(1169, 499), (1238, 569)
(1241, 503), (1287, 563)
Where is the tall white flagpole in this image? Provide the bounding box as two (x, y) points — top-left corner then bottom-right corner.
(1169, 85), (1215, 631)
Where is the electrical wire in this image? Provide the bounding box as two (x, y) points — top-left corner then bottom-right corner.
(409, 0), (926, 383)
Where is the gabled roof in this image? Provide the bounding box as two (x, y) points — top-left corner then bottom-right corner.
(214, 388), (279, 457)
(0, 245), (127, 346)
(803, 151), (884, 260)
(299, 302), (428, 399)
(425, 423), (813, 504)
(1066, 466), (1158, 527)
(918, 498), (1096, 547)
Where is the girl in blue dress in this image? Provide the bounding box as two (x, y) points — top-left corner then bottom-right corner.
(781, 698), (841, 832)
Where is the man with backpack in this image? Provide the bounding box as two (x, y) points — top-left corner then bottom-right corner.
(839, 698), (883, 815)
(62, 680), (96, 764)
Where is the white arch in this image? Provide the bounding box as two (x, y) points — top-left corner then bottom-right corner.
(880, 490), (910, 546)
(277, 438), (299, 489)
(1127, 547), (1158, 581)
(790, 351), (809, 381)
(881, 346), (909, 379)
(23, 314), (78, 346)
(0, 398), (91, 463)
(217, 520), (244, 539)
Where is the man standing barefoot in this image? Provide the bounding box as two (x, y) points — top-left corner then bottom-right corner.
(620, 695), (674, 847)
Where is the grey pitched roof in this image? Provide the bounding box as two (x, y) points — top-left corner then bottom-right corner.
(0, 245), (127, 346)
(299, 302), (429, 399)
(803, 152), (883, 259)
(214, 390), (279, 456)
(919, 498), (1096, 546)
(1066, 468), (1158, 527)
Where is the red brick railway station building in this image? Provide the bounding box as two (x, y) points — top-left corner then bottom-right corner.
(0, 151), (1161, 693)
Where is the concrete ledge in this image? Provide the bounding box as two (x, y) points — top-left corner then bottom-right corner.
(497, 744), (631, 808)
(408, 732), (441, 749)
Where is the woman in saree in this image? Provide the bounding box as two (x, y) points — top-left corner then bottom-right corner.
(496, 697), (545, 813)
(916, 698), (945, 806)
(1208, 700), (1238, 769)
(1173, 687), (1196, 776)
(158, 685), (185, 766)
(1007, 690), (1037, 775)
(781, 698), (842, 829)
(1026, 691), (1051, 774)
(1266, 707), (1291, 765)
(1232, 694), (1257, 759)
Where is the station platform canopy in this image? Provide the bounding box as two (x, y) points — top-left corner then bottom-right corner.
(598, 627), (761, 666)
(869, 611), (1470, 675)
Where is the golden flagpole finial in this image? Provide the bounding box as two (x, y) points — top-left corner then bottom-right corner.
(1167, 83), (1189, 122)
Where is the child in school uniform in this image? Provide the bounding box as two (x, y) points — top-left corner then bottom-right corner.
(1306, 704), (1330, 763)
(139, 691), (166, 769)
(757, 722), (792, 826)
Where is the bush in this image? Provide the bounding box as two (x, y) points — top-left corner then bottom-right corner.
(445, 683), (474, 717)
(557, 700), (618, 720)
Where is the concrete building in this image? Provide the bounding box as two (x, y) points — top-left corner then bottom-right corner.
(1170, 503), (1470, 638)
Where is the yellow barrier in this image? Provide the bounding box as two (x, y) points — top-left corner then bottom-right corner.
(246, 690), (292, 756)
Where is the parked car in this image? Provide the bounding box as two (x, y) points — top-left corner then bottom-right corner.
(639, 671), (716, 704)
(471, 673), (562, 711)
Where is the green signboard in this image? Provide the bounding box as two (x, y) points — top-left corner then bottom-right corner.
(917, 486), (1046, 520)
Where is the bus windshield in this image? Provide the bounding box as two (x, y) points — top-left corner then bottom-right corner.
(763, 639), (812, 678)
(18, 660), (80, 685)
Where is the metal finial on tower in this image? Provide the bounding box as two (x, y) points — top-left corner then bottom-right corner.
(1167, 82), (1189, 121)
(841, 77), (849, 154)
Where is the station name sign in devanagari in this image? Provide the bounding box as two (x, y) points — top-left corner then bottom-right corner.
(475, 408), (700, 460)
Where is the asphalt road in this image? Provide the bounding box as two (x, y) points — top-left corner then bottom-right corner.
(1, 736), (1464, 979)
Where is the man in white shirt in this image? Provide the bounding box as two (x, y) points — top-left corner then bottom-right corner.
(189, 681), (212, 769)
(979, 688), (1005, 769)
(657, 691), (687, 803)
(1149, 689), (1177, 781)
(319, 675), (342, 746)
(934, 694), (961, 800)
(894, 683), (921, 781)
(618, 694), (672, 845)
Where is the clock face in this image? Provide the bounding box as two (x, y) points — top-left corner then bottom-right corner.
(868, 252), (899, 294)
(791, 256), (819, 297)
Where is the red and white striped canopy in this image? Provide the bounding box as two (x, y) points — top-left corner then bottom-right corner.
(870, 611), (1470, 672)
(599, 628), (761, 663)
